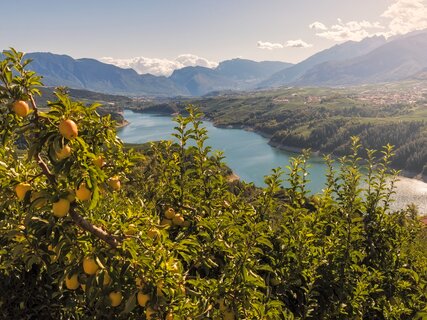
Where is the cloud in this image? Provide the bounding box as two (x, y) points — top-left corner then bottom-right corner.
(285, 39), (313, 48)
(257, 40), (312, 50)
(313, 19), (385, 41)
(257, 41), (284, 50)
(382, 0), (427, 35)
(309, 21), (327, 31)
(310, 0), (427, 42)
(100, 54), (218, 76)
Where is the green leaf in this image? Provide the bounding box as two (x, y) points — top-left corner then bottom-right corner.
(120, 292), (137, 315)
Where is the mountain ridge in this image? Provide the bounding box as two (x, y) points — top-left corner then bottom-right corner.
(23, 53), (292, 97)
(259, 35), (387, 88)
(294, 32), (427, 86)
(4, 29), (427, 96)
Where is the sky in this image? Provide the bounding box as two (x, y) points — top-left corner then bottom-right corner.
(1, 0), (427, 76)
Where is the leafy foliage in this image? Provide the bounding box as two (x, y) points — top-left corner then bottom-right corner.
(1, 50), (427, 319)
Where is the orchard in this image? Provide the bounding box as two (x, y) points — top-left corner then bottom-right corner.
(1, 49), (427, 319)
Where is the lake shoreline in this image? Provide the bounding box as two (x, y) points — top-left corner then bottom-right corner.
(124, 109), (426, 183)
(116, 119), (130, 129)
(211, 120), (427, 184)
(211, 121), (427, 213)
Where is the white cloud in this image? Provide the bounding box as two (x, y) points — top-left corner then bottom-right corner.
(257, 40), (312, 50)
(313, 19), (385, 41)
(175, 54), (218, 68)
(382, 0), (427, 35)
(100, 54), (218, 76)
(311, 0), (427, 42)
(257, 41), (284, 50)
(309, 21), (327, 31)
(285, 39), (313, 48)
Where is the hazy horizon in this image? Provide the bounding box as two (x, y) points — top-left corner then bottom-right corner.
(2, 0), (426, 76)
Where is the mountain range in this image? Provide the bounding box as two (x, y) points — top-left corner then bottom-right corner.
(259, 35), (387, 87)
(6, 29), (427, 97)
(21, 53), (292, 97)
(293, 32), (427, 86)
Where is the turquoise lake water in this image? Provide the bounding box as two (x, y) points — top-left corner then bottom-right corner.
(118, 110), (331, 193)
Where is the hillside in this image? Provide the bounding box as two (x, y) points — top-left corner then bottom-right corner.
(133, 81), (427, 179)
(35, 87), (133, 126)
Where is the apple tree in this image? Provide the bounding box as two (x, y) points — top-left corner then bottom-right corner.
(1, 49), (427, 320)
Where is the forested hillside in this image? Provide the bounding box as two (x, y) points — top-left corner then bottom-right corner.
(137, 83), (427, 178)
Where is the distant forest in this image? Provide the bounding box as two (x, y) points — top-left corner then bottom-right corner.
(268, 117), (426, 175)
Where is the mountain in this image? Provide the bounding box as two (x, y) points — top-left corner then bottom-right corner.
(168, 59), (291, 96)
(295, 31), (427, 86)
(20, 53), (291, 96)
(169, 66), (235, 96)
(215, 58), (292, 85)
(409, 68), (427, 81)
(26, 53), (186, 97)
(5, 30), (426, 97)
(260, 35), (387, 88)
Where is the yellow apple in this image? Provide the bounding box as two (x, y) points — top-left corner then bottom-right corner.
(160, 218), (173, 227)
(15, 182), (31, 201)
(164, 207), (176, 219)
(137, 291), (150, 307)
(146, 307), (156, 319)
(109, 291), (122, 307)
(59, 119), (78, 140)
(76, 182), (92, 201)
(108, 176), (121, 191)
(56, 145), (72, 160)
(165, 311), (174, 320)
(12, 100), (30, 117)
(147, 228), (160, 240)
(172, 214), (185, 226)
(52, 198), (70, 218)
(65, 274), (79, 290)
(83, 256), (99, 275)
(93, 155), (105, 168)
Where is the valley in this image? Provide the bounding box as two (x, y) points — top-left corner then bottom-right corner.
(20, 29), (427, 192)
(128, 81), (427, 180)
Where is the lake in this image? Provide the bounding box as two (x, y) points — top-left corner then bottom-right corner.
(118, 110), (331, 192)
(118, 110), (427, 213)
